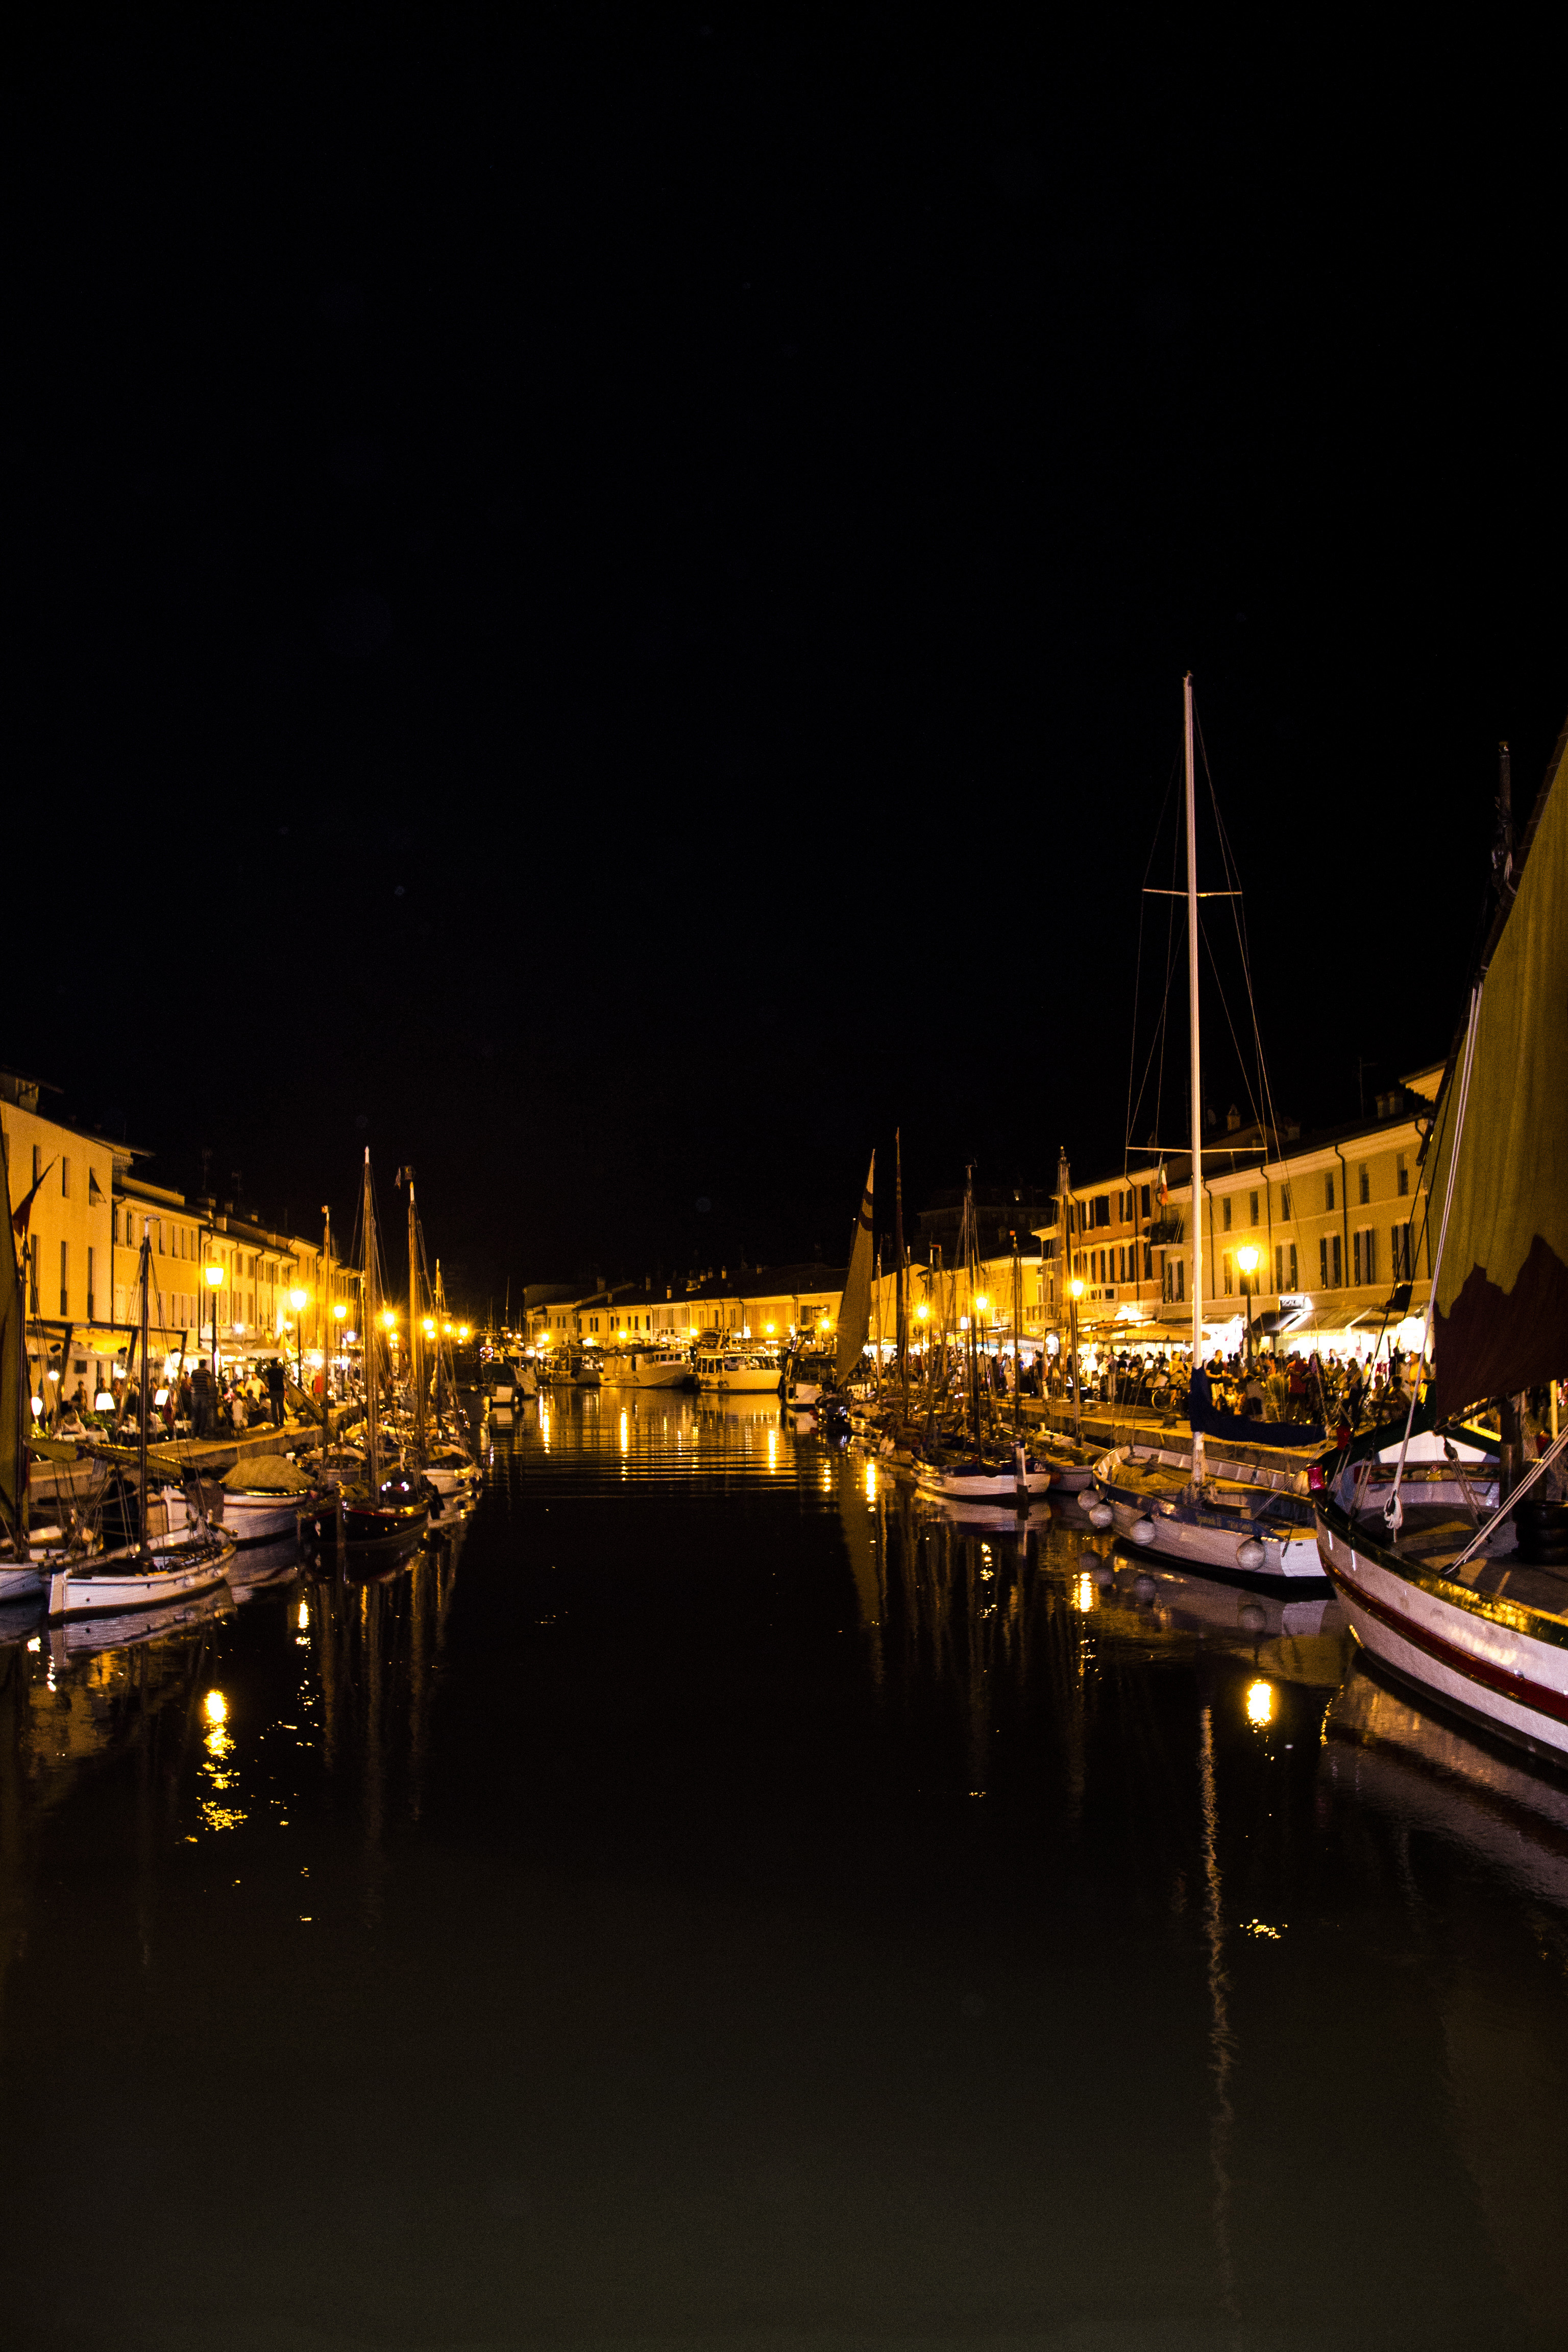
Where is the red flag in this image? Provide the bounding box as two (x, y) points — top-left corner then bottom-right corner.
(11, 1157), (55, 1237)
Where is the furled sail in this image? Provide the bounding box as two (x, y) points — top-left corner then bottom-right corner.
(834, 1152), (876, 1385)
(1431, 716), (1568, 1414)
(0, 1123), (26, 1544)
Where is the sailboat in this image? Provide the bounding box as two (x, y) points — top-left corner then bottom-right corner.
(405, 1191), (479, 1509)
(1089, 676), (1326, 1581)
(326, 1152), (431, 1549)
(44, 1233), (237, 1619)
(911, 1166), (1055, 1503)
(785, 1153), (876, 1423)
(1313, 717), (1568, 1759)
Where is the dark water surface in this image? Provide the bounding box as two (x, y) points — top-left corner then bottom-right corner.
(3, 1392), (1567, 2351)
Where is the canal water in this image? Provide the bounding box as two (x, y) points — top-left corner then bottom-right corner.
(3, 1391), (1566, 2350)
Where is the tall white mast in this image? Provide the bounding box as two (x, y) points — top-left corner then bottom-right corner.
(1185, 672), (1205, 1495)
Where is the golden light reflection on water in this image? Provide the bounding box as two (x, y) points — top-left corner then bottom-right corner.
(200, 1688), (244, 1832)
(865, 1459), (877, 1502)
(1246, 1679), (1274, 1728)
(1075, 1571), (1096, 1612)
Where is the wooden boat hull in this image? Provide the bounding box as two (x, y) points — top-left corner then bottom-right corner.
(1316, 1500), (1568, 1762)
(46, 1540), (236, 1619)
(1093, 1443), (1323, 1581)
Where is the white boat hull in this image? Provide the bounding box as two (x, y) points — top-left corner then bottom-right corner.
(1317, 1510), (1568, 1762)
(160, 1484), (301, 1544)
(47, 1541), (237, 1619)
(602, 1358), (692, 1389)
(697, 1367), (783, 1393)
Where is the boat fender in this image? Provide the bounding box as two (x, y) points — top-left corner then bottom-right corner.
(1236, 1537), (1267, 1571)
(1133, 1573), (1158, 1603)
(1088, 1501), (1114, 1530)
(1079, 1548), (1100, 1573)
(1131, 1516), (1157, 1546)
(1238, 1601), (1267, 1632)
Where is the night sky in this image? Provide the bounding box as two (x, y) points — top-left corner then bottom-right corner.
(14, 15), (1563, 1311)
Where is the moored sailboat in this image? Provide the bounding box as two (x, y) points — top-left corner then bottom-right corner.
(1090, 676), (1331, 1582)
(1314, 717), (1568, 1759)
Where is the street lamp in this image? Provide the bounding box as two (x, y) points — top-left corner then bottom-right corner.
(1236, 1244), (1260, 1368)
(288, 1285), (309, 1397)
(204, 1251), (224, 1391)
(1069, 1278), (1085, 1440)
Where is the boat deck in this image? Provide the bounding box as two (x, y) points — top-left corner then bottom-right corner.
(1349, 1502), (1568, 1618)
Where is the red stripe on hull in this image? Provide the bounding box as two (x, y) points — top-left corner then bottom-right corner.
(1328, 1556), (1568, 1729)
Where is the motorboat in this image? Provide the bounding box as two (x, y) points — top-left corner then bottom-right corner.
(695, 1346), (783, 1394)
(600, 1348), (694, 1390)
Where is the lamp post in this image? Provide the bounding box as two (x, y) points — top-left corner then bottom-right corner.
(289, 1285), (309, 1400)
(204, 1248), (224, 1395)
(1236, 1244), (1260, 1369)
(1069, 1278), (1085, 1444)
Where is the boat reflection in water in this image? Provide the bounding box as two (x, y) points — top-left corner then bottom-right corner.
(1324, 1661), (1568, 1909)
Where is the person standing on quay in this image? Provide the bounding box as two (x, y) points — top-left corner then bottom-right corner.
(266, 1356), (286, 1427)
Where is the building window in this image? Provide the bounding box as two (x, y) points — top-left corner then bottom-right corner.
(1222, 1251), (1233, 1295)
(1177, 1259), (1185, 1301)
(1325, 1173), (1336, 1212)
(1276, 1242), (1284, 1291)
(61, 1156), (71, 1199)
(1143, 1242), (1152, 1278)
(1222, 1196), (1232, 1231)
(33, 1145), (42, 1186)
(60, 1239), (69, 1316)
(1280, 1183), (1291, 1219)
(1353, 1229), (1377, 1286)
(1392, 1222), (1412, 1281)
(87, 1246), (95, 1321)
(1358, 1164), (1370, 1206)
(28, 1241), (39, 1314)
(1396, 1153), (1409, 1197)
(1320, 1238), (1328, 1287)
(1141, 1184), (1151, 1218)
(1289, 1243), (1297, 1290)
(1250, 1189), (1259, 1226)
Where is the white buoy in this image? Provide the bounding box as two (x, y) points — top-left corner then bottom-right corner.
(1236, 1537), (1267, 1572)
(1131, 1516), (1156, 1546)
(1089, 1501), (1114, 1530)
(1094, 1558), (1115, 1588)
(1238, 1601), (1267, 1632)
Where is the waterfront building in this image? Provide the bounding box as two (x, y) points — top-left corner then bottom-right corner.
(526, 1264), (846, 1355)
(1033, 1062), (1443, 1364)
(1, 1066), (119, 1408)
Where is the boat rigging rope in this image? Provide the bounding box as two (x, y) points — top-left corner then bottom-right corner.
(1383, 981), (1482, 1535)
(1449, 1424), (1568, 1570)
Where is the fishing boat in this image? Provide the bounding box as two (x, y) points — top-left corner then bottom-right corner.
(1088, 677), (1333, 1583)
(908, 1169), (1057, 1505)
(1314, 719), (1568, 1760)
(160, 1455), (316, 1544)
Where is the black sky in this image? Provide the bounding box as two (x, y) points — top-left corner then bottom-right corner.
(12, 12), (1564, 1309)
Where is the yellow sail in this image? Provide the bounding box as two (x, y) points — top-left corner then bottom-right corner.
(1431, 717), (1568, 1412)
(0, 1122), (25, 1541)
(834, 1153), (876, 1386)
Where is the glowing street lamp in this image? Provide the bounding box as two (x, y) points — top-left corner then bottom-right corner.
(288, 1285), (309, 1396)
(1236, 1243), (1260, 1368)
(204, 1249), (224, 1392)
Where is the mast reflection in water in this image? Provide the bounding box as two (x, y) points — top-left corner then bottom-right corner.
(0, 1394), (1565, 2351)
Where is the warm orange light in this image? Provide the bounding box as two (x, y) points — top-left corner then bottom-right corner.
(333, 1301), (347, 1321)
(422, 1317), (436, 1338)
(1070, 1279), (1085, 1299)
(381, 1311), (396, 1332)
(1237, 1244), (1260, 1278)
(289, 1285), (309, 1313)
(204, 1262), (223, 1289)
(974, 1294), (989, 1312)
